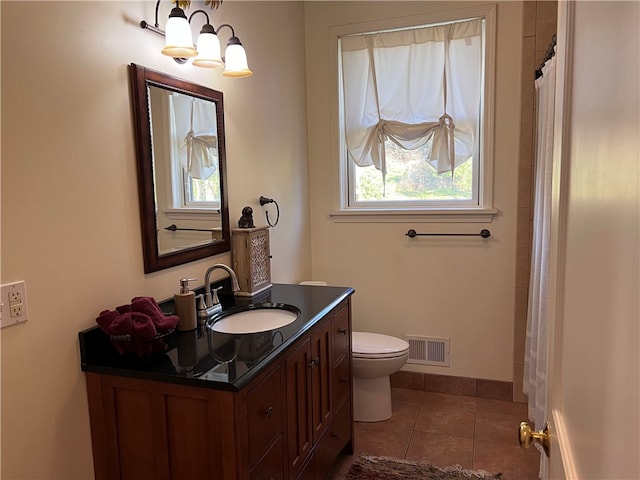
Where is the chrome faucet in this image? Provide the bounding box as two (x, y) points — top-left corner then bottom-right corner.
(197, 263), (241, 319)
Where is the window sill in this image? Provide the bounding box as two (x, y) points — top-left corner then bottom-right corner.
(328, 208), (498, 223)
(164, 209), (221, 221)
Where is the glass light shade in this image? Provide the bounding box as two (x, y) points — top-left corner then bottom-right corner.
(222, 43), (252, 77)
(161, 10), (196, 58)
(192, 31), (223, 68)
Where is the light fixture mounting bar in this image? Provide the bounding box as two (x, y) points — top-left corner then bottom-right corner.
(140, 0), (165, 36)
(140, 20), (166, 37)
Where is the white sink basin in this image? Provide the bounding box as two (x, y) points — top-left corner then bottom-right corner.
(209, 303), (300, 334)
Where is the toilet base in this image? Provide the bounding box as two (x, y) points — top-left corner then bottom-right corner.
(353, 375), (392, 422)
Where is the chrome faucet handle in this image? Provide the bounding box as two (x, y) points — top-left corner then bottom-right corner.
(211, 286), (223, 306)
(195, 293), (205, 308)
(196, 294), (209, 320)
(203, 292), (213, 308)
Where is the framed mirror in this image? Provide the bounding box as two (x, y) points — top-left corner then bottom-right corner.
(129, 63), (230, 273)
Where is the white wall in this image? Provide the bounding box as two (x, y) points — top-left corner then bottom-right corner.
(0, 1), (310, 478)
(304, 1), (523, 381)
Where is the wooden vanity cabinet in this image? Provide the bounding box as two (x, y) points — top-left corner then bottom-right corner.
(314, 303), (353, 477)
(84, 297), (353, 480)
(284, 320), (336, 480)
(85, 372), (244, 480)
(285, 299), (353, 480)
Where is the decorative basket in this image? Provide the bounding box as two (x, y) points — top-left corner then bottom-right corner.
(109, 329), (174, 357)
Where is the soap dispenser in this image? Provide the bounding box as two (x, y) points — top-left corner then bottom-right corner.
(175, 278), (197, 331)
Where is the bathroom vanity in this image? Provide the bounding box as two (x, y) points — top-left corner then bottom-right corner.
(79, 283), (354, 480)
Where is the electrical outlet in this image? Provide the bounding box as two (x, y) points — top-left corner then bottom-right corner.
(10, 303), (23, 318)
(1, 281), (29, 328)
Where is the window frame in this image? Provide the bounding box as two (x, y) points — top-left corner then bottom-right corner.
(329, 4), (498, 222)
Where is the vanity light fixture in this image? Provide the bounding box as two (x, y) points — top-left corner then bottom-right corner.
(140, 0), (252, 77)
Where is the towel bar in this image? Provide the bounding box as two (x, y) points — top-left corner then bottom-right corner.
(406, 229), (491, 238)
(165, 224), (217, 233)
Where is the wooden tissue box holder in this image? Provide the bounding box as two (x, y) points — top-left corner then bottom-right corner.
(231, 226), (272, 297)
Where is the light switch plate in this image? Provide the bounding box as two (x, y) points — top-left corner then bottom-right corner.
(1, 281), (29, 328)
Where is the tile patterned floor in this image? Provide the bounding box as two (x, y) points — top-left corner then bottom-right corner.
(328, 388), (541, 479)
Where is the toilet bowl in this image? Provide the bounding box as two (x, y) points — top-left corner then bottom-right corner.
(352, 331), (409, 422)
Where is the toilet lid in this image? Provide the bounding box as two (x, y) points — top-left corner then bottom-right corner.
(352, 331), (409, 358)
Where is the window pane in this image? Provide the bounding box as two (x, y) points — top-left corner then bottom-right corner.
(353, 141), (473, 203)
(185, 173), (220, 207)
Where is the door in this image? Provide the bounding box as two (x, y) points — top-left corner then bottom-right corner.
(535, 2), (639, 479)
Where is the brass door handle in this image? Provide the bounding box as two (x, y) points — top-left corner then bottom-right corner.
(519, 421), (550, 457)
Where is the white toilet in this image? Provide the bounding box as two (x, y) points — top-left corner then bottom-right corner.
(352, 331), (410, 422)
(297, 282), (409, 422)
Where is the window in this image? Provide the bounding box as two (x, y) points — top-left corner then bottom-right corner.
(334, 6), (496, 219)
(168, 93), (221, 211)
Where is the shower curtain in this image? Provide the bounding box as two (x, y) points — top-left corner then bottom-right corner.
(523, 46), (556, 458)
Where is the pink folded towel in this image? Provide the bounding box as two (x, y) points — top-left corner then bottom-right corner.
(96, 310), (119, 332)
(115, 304), (131, 314)
(130, 312), (158, 339)
(131, 296), (179, 333)
(109, 313), (133, 335)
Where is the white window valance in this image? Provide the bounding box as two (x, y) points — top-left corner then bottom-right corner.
(340, 18), (483, 179)
(169, 95), (219, 181)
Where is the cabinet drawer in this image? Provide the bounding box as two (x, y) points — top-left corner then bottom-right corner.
(250, 436), (284, 480)
(314, 402), (352, 476)
(247, 365), (283, 467)
(332, 305), (350, 362)
(333, 354), (351, 412)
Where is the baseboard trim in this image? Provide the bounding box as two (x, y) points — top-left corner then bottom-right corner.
(552, 408), (578, 479)
(391, 371), (516, 402)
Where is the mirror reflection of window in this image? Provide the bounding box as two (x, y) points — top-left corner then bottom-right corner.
(148, 85), (223, 256)
(168, 94), (221, 210)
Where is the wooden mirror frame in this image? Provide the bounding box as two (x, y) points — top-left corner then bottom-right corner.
(129, 63), (230, 273)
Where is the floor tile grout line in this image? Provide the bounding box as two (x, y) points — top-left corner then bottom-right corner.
(403, 428), (414, 460)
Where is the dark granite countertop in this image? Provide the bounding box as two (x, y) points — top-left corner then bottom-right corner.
(79, 283), (354, 391)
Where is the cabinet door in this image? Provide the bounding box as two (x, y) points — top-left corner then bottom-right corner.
(285, 338), (313, 479)
(232, 227), (272, 295)
(311, 320), (333, 444)
(95, 375), (238, 480)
